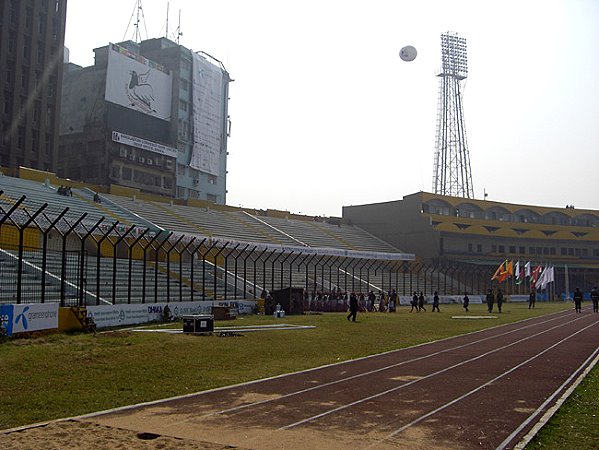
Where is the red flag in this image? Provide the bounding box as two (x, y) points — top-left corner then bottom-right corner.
(491, 260), (513, 283)
(530, 266), (543, 288)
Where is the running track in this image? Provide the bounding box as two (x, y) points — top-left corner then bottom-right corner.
(82, 307), (599, 450)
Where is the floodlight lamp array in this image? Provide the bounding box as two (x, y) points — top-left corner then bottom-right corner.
(439, 33), (468, 79)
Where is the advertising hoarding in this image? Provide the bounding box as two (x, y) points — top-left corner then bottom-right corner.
(0, 303), (59, 336)
(105, 43), (172, 122)
(112, 131), (177, 158)
(190, 53), (224, 176)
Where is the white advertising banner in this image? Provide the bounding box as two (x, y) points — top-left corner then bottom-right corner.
(190, 53), (224, 176)
(105, 43), (172, 121)
(0, 303), (59, 336)
(87, 301), (256, 329)
(112, 131), (177, 158)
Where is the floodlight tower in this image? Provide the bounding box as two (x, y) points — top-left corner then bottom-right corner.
(432, 32), (473, 198)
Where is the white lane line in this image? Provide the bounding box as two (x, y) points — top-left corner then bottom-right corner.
(207, 312), (571, 418)
(74, 308), (573, 423)
(370, 319), (599, 448)
(502, 344), (599, 450)
(278, 314), (588, 430)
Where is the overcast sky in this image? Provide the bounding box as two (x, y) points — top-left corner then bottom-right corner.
(64, 0), (599, 216)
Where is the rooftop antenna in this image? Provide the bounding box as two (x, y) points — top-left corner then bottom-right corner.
(123, 0), (148, 43)
(165, 2), (169, 39)
(176, 9), (183, 44)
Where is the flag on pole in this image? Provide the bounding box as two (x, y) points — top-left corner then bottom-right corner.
(524, 261), (531, 278)
(492, 260), (514, 283)
(531, 265), (543, 289)
(515, 261), (523, 285)
(537, 267), (548, 290)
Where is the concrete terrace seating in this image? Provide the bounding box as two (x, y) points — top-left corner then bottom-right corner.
(104, 194), (199, 235)
(311, 221), (401, 253)
(0, 175), (131, 228)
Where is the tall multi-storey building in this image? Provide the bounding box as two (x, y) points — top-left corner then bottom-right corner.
(59, 37), (231, 203)
(0, 0), (67, 171)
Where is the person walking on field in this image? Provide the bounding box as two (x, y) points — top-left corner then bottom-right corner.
(529, 289), (536, 309)
(410, 292), (418, 313)
(496, 288), (504, 313)
(388, 289), (398, 312)
(463, 293), (470, 312)
(486, 289), (495, 313)
(573, 287), (583, 313)
(432, 291), (440, 312)
(591, 286), (599, 313)
(418, 292), (426, 312)
(347, 292), (359, 322)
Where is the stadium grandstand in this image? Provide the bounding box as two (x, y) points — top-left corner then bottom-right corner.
(1, 167), (598, 311)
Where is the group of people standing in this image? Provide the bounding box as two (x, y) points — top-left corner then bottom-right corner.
(485, 288), (505, 313)
(573, 286), (599, 313)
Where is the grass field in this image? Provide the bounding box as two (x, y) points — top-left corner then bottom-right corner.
(1, 301), (596, 449)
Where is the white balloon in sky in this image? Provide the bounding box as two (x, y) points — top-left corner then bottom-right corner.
(399, 45), (417, 62)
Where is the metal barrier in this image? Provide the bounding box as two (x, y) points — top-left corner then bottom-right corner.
(0, 192), (512, 306)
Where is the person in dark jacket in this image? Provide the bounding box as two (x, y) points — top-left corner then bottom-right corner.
(573, 287), (583, 313)
(410, 292), (418, 313)
(496, 289), (504, 313)
(463, 293), (470, 312)
(529, 289), (536, 309)
(418, 292), (426, 312)
(347, 292), (359, 322)
(591, 286), (598, 313)
(486, 289), (495, 313)
(432, 291), (440, 312)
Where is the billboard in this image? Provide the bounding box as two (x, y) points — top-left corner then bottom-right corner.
(105, 43), (172, 121)
(112, 131), (177, 158)
(0, 303), (59, 336)
(190, 53), (225, 176)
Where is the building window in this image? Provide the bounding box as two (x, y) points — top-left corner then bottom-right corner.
(26, 7), (33, 29)
(8, 33), (16, 53)
(31, 130), (39, 152)
(23, 39), (31, 60)
(180, 79), (189, 91)
(519, 246), (525, 254)
(208, 174), (217, 184)
(468, 243), (473, 252)
(179, 100), (188, 112)
(33, 101), (41, 123)
(509, 246), (516, 254)
(498, 245), (505, 253)
(122, 167), (131, 180)
(207, 193), (217, 203)
(477, 244), (482, 253)
(37, 44), (44, 64)
(38, 14), (46, 35)
(3, 92), (11, 115)
(21, 71), (29, 91)
(529, 247), (536, 255)
(46, 105), (53, 125)
(17, 127), (25, 149)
